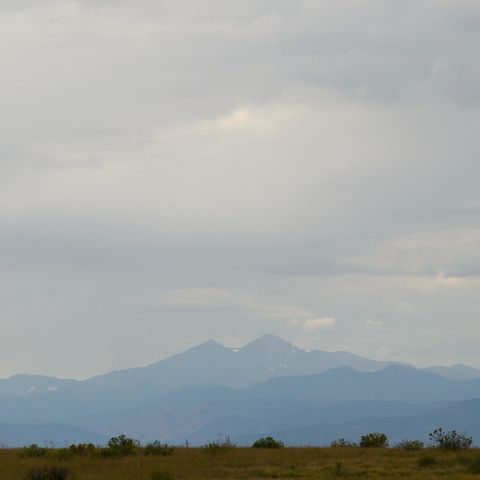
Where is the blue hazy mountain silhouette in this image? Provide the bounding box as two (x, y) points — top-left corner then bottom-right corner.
(236, 399), (480, 446)
(74, 366), (480, 443)
(0, 335), (479, 446)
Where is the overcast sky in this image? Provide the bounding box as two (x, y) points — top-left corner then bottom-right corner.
(1, 0), (479, 379)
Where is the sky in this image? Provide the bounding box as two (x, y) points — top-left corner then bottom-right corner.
(1, 0), (479, 379)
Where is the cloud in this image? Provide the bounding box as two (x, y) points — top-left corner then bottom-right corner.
(297, 317), (337, 333)
(156, 288), (239, 310)
(375, 346), (390, 358)
(365, 320), (384, 328)
(0, 0), (480, 377)
(154, 288), (316, 320)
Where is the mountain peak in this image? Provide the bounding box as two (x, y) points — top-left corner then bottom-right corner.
(189, 339), (229, 352)
(240, 334), (298, 353)
(377, 364), (419, 376)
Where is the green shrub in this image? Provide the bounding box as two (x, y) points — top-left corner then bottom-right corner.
(428, 428), (473, 450)
(396, 439), (424, 451)
(330, 438), (357, 448)
(144, 441), (174, 456)
(68, 443), (97, 455)
(359, 432), (388, 448)
(21, 444), (48, 458)
(23, 466), (69, 480)
(204, 435), (236, 453)
(251, 436), (284, 449)
(150, 470), (175, 480)
(102, 434), (140, 457)
(417, 455), (437, 468)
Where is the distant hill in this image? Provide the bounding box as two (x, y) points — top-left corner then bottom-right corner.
(186, 400), (442, 445)
(79, 366), (480, 443)
(423, 364), (480, 381)
(0, 374), (78, 399)
(0, 421), (107, 447)
(236, 399), (480, 446)
(248, 364), (480, 403)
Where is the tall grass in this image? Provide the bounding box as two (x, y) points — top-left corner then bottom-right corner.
(0, 447), (478, 479)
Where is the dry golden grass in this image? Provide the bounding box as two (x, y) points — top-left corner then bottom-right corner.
(2, 447), (480, 479)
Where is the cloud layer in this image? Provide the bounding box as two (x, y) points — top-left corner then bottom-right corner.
(0, 0), (479, 378)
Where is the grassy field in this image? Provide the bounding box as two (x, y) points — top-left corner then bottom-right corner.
(2, 447), (480, 480)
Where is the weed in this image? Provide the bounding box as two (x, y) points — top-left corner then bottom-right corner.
(204, 435), (236, 453)
(470, 456), (480, 474)
(396, 440), (424, 451)
(417, 455), (438, 468)
(150, 470), (175, 480)
(333, 461), (348, 476)
(330, 439), (357, 448)
(21, 445), (48, 458)
(144, 441), (175, 456)
(23, 466), (69, 480)
(68, 443), (98, 456)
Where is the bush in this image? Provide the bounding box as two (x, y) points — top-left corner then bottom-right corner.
(21, 444), (48, 458)
(103, 434), (140, 457)
(204, 435), (236, 453)
(428, 428), (473, 450)
(417, 455), (437, 468)
(23, 466), (69, 480)
(144, 441), (174, 456)
(396, 439), (424, 451)
(150, 471), (175, 480)
(359, 432), (388, 448)
(330, 438), (357, 448)
(68, 443), (97, 456)
(251, 436), (284, 449)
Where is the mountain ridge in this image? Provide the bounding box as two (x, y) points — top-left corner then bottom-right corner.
(3, 336), (479, 390)
(235, 399), (480, 446)
(1, 335), (479, 447)
(0, 421), (107, 447)
(0, 374), (79, 400)
(68, 365), (480, 443)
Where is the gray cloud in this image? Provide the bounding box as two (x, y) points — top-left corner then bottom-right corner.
(0, 0), (479, 378)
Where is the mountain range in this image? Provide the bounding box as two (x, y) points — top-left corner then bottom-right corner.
(1, 335), (479, 446)
(236, 399), (480, 446)
(0, 374), (78, 400)
(0, 422), (107, 448)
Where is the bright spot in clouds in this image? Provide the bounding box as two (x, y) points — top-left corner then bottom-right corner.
(297, 317), (337, 333)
